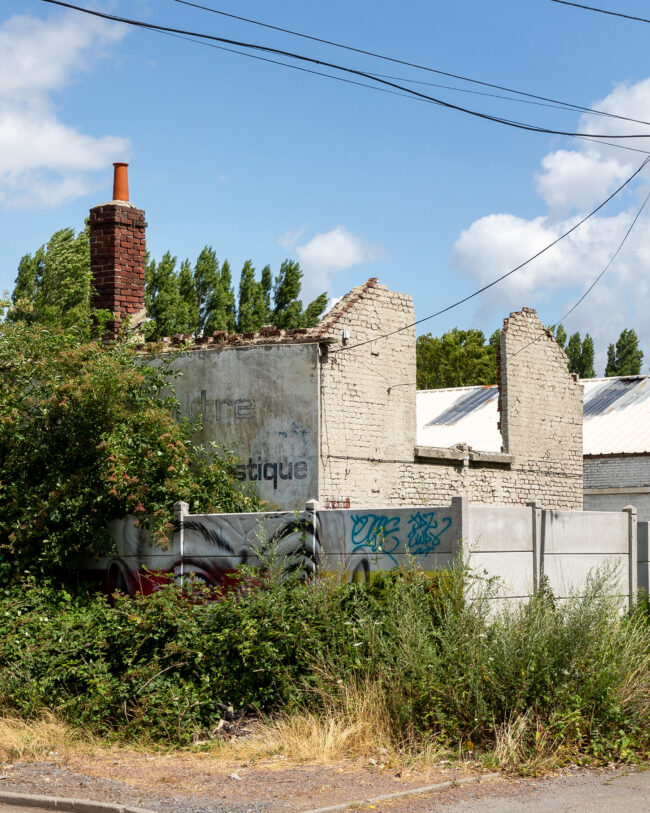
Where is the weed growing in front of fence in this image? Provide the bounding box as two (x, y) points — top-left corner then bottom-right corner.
(0, 564), (647, 771)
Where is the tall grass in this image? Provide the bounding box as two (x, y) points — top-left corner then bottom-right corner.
(0, 564), (647, 770)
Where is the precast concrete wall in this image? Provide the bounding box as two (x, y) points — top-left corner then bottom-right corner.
(639, 521), (649, 594)
(463, 504), (536, 600)
(315, 504), (457, 581)
(95, 501), (640, 604)
(167, 343), (320, 509)
(541, 509), (632, 601)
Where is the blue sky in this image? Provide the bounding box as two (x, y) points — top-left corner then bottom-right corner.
(2, 0), (650, 372)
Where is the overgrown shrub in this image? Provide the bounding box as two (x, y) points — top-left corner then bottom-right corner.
(0, 565), (647, 762)
(0, 321), (260, 582)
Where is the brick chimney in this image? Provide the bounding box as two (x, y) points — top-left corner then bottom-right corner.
(89, 163), (147, 336)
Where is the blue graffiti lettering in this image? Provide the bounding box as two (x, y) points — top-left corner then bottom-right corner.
(350, 514), (401, 564)
(406, 511), (451, 555)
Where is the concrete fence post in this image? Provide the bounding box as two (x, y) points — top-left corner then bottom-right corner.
(638, 521), (649, 594)
(623, 505), (638, 608)
(173, 501), (189, 521)
(174, 501), (190, 583)
(528, 500), (542, 593)
(450, 495), (468, 564)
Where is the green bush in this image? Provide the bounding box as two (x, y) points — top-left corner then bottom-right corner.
(0, 321), (260, 582)
(0, 566), (647, 761)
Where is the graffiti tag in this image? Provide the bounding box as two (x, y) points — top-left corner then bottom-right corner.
(406, 511), (451, 555)
(350, 514), (401, 564)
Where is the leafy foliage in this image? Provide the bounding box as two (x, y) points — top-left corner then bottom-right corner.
(9, 227), (327, 341)
(605, 328), (644, 376)
(9, 228), (91, 332)
(0, 321), (260, 582)
(564, 330), (596, 378)
(416, 328), (499, 389)
(0, 567), (647, 762)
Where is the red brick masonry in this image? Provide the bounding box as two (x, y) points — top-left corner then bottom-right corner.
(89, 202), (147, 334)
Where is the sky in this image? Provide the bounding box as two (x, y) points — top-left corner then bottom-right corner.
(2, 0), (650, 373)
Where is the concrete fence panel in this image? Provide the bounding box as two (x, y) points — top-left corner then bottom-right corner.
(464, 504), (535, 599)
(95, 500), (639, 602)
(542, 509), (630, 601)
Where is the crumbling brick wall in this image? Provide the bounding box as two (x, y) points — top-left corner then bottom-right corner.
(314, 279), (417, 508)
(317, 288), (583, 510)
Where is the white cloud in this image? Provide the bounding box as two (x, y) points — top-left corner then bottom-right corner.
(0, 12), (129, 209)
(295, 225), (384, 297)
(278, 225), (308, 250)
(452, 78), (650, 372)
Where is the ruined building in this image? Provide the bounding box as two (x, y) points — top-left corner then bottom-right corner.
(90, 164), (584, 511)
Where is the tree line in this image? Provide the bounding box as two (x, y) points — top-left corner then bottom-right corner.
(416, 324), (644, 389)
(7, 226), (328, 339)
(4, 225), (645, 387)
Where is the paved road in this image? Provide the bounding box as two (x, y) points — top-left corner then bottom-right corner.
(380, 768), (650, 813)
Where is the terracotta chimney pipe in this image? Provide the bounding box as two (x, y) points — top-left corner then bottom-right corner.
(112, 162), (129, 202)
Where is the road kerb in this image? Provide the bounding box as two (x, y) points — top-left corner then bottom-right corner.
(304, 772), (501, 812)
(0, 791), (157, 813)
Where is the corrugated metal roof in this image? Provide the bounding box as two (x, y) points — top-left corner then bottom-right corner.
(582, 376), (650, 455)
(417, 385), (502, 453)
(416, 376), (650, 456)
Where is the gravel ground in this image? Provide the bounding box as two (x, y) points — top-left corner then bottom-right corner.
(1, 757), (647, 812)
(0, 757), (490, 812)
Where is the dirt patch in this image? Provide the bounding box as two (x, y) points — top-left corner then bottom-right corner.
(0, 753), (495, 812)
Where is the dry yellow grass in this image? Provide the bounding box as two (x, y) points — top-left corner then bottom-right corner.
(214, 681), (445, 771)
(0, 713), (92, 762)
(493, 712), (560, 775)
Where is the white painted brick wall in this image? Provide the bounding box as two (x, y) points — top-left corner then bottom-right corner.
(319, 293), (583, 510)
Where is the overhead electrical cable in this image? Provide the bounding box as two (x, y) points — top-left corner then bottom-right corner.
(39, 0), (650, 141)
(510, 187), (650, 359)
(155, 28), (650, 158)
(154, 30), (454, 107)
(551, 0), (650, 24)
(169, 0), (650, 126)
(330, 156), (650, 354)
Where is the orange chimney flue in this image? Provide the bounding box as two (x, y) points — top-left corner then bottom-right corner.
(112, 162), (129, 202)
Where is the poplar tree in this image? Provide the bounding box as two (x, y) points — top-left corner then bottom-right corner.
(10, 228), (90, 330)
(9, 226), (327, 337)
(562, 331), (596, 378)
(178, 259), (199, 333)
(272, 260), (303, 329)
(554, 323), (567, 350)
(260, 265), (272, 314)
(219, 259), (237, 333)
(145, 253), (189, 338)
(580, 334), (595, 378)
(565, 333), (582, 374)
(193, 246), (219, 334)
(605, 328), (644, 376)
(236, 260), (258, 333)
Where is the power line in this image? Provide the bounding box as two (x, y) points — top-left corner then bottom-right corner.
(551, 0), (650, 24)
(510, 186), (650, 359)
(170, 0), (650, 127)
(152, 29), (650, 157)
(157, 29), (433, 106)
(331, 155), (650, 354)
(39, 1), (650, 141)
